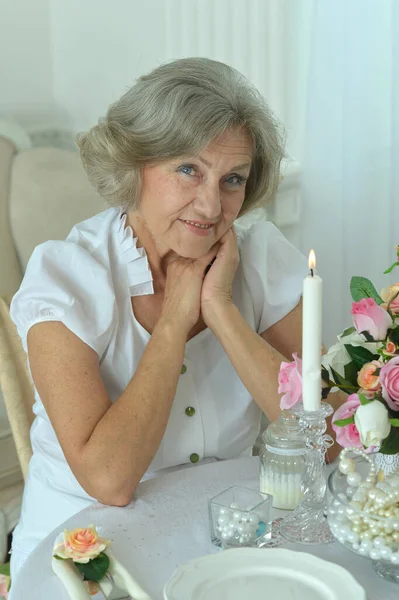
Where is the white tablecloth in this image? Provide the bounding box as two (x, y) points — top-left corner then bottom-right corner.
(11, 457), (397, 599)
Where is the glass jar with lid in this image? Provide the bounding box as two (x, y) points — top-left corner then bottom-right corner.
(259, 411), (306, 510)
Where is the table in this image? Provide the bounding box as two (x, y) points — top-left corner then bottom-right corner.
(11, 457), (397, 599)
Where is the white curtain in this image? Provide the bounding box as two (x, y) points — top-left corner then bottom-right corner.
(300, 0), (399, 345)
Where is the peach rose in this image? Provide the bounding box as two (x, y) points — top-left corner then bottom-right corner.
(54, 525), (110, 564)
(381, 283), (399, 314)
(384, 340), (397, 356)
(357, 360), (382, 391)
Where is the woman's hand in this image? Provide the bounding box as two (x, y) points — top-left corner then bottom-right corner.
(161, 246), (220, 334)
(201, 227), (240, 325)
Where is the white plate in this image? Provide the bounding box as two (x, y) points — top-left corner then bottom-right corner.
(163, 548), (366, 600)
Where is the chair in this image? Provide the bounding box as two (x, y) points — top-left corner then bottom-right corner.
(0, 131), (107, 562)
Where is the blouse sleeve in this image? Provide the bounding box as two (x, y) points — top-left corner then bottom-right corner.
(10, 240), (115, 357)
(238, 221), (308, 334)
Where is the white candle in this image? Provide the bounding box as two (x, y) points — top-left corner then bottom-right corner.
(302, 250), (323, 411)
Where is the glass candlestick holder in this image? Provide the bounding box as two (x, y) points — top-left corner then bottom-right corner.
(280, 401), (335, 545)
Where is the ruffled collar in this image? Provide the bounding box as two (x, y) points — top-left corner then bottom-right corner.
(117, 212), (154, 297)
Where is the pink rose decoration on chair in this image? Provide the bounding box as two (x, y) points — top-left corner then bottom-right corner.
(380, 355), (399, 411)
(0, 574), (10, 599)
(332, 394), (363, 450)
(351, 298), (393, 340)
(278, 353), (302, 409)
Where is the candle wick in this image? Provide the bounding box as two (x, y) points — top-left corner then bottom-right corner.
(310, 268), (314, 277)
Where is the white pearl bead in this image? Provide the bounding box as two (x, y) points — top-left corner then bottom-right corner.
(347, 531), (359, 544)
(381, 547), (393, 560)
(347, 472), (362, 487)
(370, 549), (381, 560)
(248, 514), (258, 525)
(360, 540), (373, 552)
(391, 553), (399, 565)
(339, 457), (355, 474)
(232, 511), (242, 523)
(373, 537), (385, 548)
(221, 531), (231, 541)
(346, 487), (356, 498)
(218, 514), (229, 525)
(230, 503), (239, 509)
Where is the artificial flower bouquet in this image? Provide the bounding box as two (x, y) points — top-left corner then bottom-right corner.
(278, 245), (399, 455)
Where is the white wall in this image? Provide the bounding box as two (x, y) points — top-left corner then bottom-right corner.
(1, 0), (309, 161)
(0, 0), (56, 127)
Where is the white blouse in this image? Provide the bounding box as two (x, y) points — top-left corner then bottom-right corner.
(9, 208), (307, 568)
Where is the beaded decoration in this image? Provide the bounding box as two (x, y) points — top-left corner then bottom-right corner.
(327, 447), (399, 565)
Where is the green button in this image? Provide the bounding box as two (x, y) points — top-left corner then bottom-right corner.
(181, 364), (187, 375)
(190, 453), (200, 463)
(185, 406), (196, 417)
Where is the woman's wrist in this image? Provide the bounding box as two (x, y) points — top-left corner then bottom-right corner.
(202, 299), (237, 332)
(155, 314), (190, 344)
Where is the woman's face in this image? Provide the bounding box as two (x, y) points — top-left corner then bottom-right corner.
(135, 128), (253, 259)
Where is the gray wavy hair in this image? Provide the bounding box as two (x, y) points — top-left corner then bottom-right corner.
(77, 57), (285, 216)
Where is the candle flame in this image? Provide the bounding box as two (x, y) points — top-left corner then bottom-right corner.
(309, 249), (316, 270)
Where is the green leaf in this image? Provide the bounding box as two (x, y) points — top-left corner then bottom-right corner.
(344, 345), (379, 370)
(358, 392), (371, 405)
(383, 261), (399, 275)
(379, 425), (399, 455)
(0, 563), (10, 577)
(350, 276), (384, 305)
(333, 416), (355, 427)
(361, 330), (376, 342)
(75, 553), (110, 583)
(330, 367), (358, 394)
(344, 361), (359, 387)
(321, 365), (331, 384)
(390, 419), (399, 427)
(389, 327), (399, 346)
(341, 326), (356, 337)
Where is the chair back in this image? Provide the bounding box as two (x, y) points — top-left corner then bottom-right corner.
(0, 296), (35, 479)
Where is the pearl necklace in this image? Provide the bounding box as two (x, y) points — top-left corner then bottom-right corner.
(327, 447), (399, 564)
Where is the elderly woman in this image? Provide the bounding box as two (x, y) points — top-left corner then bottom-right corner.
(9, 57), (337, 581)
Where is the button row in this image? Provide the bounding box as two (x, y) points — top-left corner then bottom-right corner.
(181, 364), (199, 464)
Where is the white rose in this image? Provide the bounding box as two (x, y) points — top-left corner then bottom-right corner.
(354, 401), (391, 448)
(322, 330), (380, 379)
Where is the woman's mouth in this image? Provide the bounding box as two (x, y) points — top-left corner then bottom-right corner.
(179, 219), (215, 236)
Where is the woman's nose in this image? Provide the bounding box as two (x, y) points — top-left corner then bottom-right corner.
(194, 183), (221, 219)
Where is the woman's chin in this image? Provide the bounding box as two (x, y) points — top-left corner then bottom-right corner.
(174, 242), (214, 260)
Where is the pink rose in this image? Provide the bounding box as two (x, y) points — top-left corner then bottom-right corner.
(351, 298), (393, 340)
(381, 283), (399, 314)
(278, 353), (302, 410)
(357, 360), (382, 391)
(53, 525), (110, 564)
(332, 394), (363, 449)
(0, 574), (10, 599)
(380, 355), (399, 411)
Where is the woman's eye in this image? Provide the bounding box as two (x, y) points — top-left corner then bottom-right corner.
(225, 174), (247, 186)
(178, 165), (196, 176)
